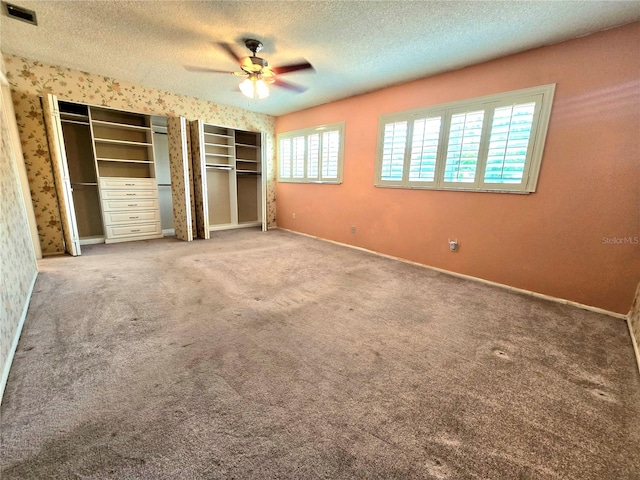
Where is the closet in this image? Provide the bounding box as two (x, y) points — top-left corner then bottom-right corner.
(42, 94), (165, 256)
(191, 121), (265, 239)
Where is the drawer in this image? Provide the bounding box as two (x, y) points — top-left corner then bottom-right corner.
(101, 189), (158, 200)
(99, 177), (157, 189)
(104, 210), (160, 225)
(106, 222), (162, 239)
(101, 198), (159, 211)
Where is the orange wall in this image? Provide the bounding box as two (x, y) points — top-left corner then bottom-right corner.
(276, 22), (640, 315)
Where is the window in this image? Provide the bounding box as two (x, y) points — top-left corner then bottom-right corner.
(278, 122), (345, 183)
(375, 84), (555, 193)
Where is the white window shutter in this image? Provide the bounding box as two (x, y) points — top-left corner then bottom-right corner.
(381, 121), (408, 181)
(443, 110), (484, 183)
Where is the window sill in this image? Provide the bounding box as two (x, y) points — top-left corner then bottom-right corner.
(278, 179), (342, 185)
(374, 184), (532, 194)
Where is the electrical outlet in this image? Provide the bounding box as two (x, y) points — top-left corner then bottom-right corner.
(292, 213), (296, 219)
(351, 226), (356, 233)
(449, 239), (458, 252)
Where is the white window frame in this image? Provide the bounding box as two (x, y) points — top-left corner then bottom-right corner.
(278, 122), (345, 184)
(375, 84), (555, 193)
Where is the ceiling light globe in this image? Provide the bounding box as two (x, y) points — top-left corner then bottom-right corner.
(240, 77), (270, 100)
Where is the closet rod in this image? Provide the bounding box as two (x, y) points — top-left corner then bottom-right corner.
(157, 183), (171, 187)
(61, 119), (90, 126)
(71, 182), (98, 186)
(206, 165), (233, 170)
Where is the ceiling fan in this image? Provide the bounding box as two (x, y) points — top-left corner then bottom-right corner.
(185, 39), (315, 99)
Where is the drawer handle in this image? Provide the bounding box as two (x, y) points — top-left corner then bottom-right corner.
(126, 193), (137, 196)
(125, 183), (135, 186)
(127, 204), (138, 207)
(131, 229), (141, 232)
(129, 216), (139, 219)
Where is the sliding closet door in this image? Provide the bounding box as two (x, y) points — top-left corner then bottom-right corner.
(167, 117), (193, 241)
(189, 120), (210, 239)
(41, 94), (81, 256)
(260, 132), (267, 232)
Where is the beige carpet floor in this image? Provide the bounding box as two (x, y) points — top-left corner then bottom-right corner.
(1, 229), (639, 479)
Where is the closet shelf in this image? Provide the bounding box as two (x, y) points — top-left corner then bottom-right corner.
(236, 169), (260, 174)
(61, 112), (89, 119)
(204, 132), (233, 139)
(235, 143), (259, 148)
(61, 119), (90, 126)
(94, 138), (152, 147)
(236, 159), (259, 163)
(204, 142), (234, 148)
(91, 120), (152, 132)
(206, 163), (234, 169)
(96, 158), (153, 164)
(205, 152), (233, 158)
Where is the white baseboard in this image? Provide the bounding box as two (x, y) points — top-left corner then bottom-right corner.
(0, 271), (38, 404)
(80, 236), (105, 246)
(627, 317), (640, 375)
(278, 228), (627, 321)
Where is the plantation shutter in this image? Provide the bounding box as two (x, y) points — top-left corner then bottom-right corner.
(292, 136), (305, 179)
(279, 138), (292, 179)
(443, 110), (484, 183)
(380, 120), (408, 181)
(307, 133), (319, 179)
(321, 130), (340, 180)
(409, 116), (441, 183)
(483, 102), (536, 185)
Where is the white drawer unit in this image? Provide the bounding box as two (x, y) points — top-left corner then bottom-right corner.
(104, 210), (160, 225)
(99, 176), (163, 244)
(101, 189), (159, 200)
(105, 222), (162, 240)
(99, 177), (157, 190)
(101, 198), (159, 211)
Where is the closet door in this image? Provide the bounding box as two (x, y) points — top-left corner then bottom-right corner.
(190, 120), (209, 239)
(260, 132), (267, 231)
(41, 94), (81, 256)
(167, 117), (193, 241)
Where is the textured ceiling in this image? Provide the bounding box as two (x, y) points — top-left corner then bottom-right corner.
(1, 1), (639, 116)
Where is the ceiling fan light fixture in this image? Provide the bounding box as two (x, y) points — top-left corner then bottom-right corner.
(239, 74), (269, 99)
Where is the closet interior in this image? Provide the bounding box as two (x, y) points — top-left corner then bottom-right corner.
(56, 99), (164, 248)
(193, 121), (264, 237)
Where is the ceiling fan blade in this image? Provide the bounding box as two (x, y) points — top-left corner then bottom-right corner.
(272, 61), (315, 75)
(217, 42), (242, 64)
(184, 65), (236, 74)
(273, 78), (308, 93)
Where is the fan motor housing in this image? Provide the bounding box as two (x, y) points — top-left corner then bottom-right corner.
(241, 56), (269, 73)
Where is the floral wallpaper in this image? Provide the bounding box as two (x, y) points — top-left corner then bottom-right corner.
(167, 117), (193, 242)
(3, 54), (276, 254)
(0, 78), (38, 389)
(630, 281), (640, 369)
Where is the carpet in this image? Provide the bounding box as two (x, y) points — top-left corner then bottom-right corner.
(1, 229), (639, 479)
